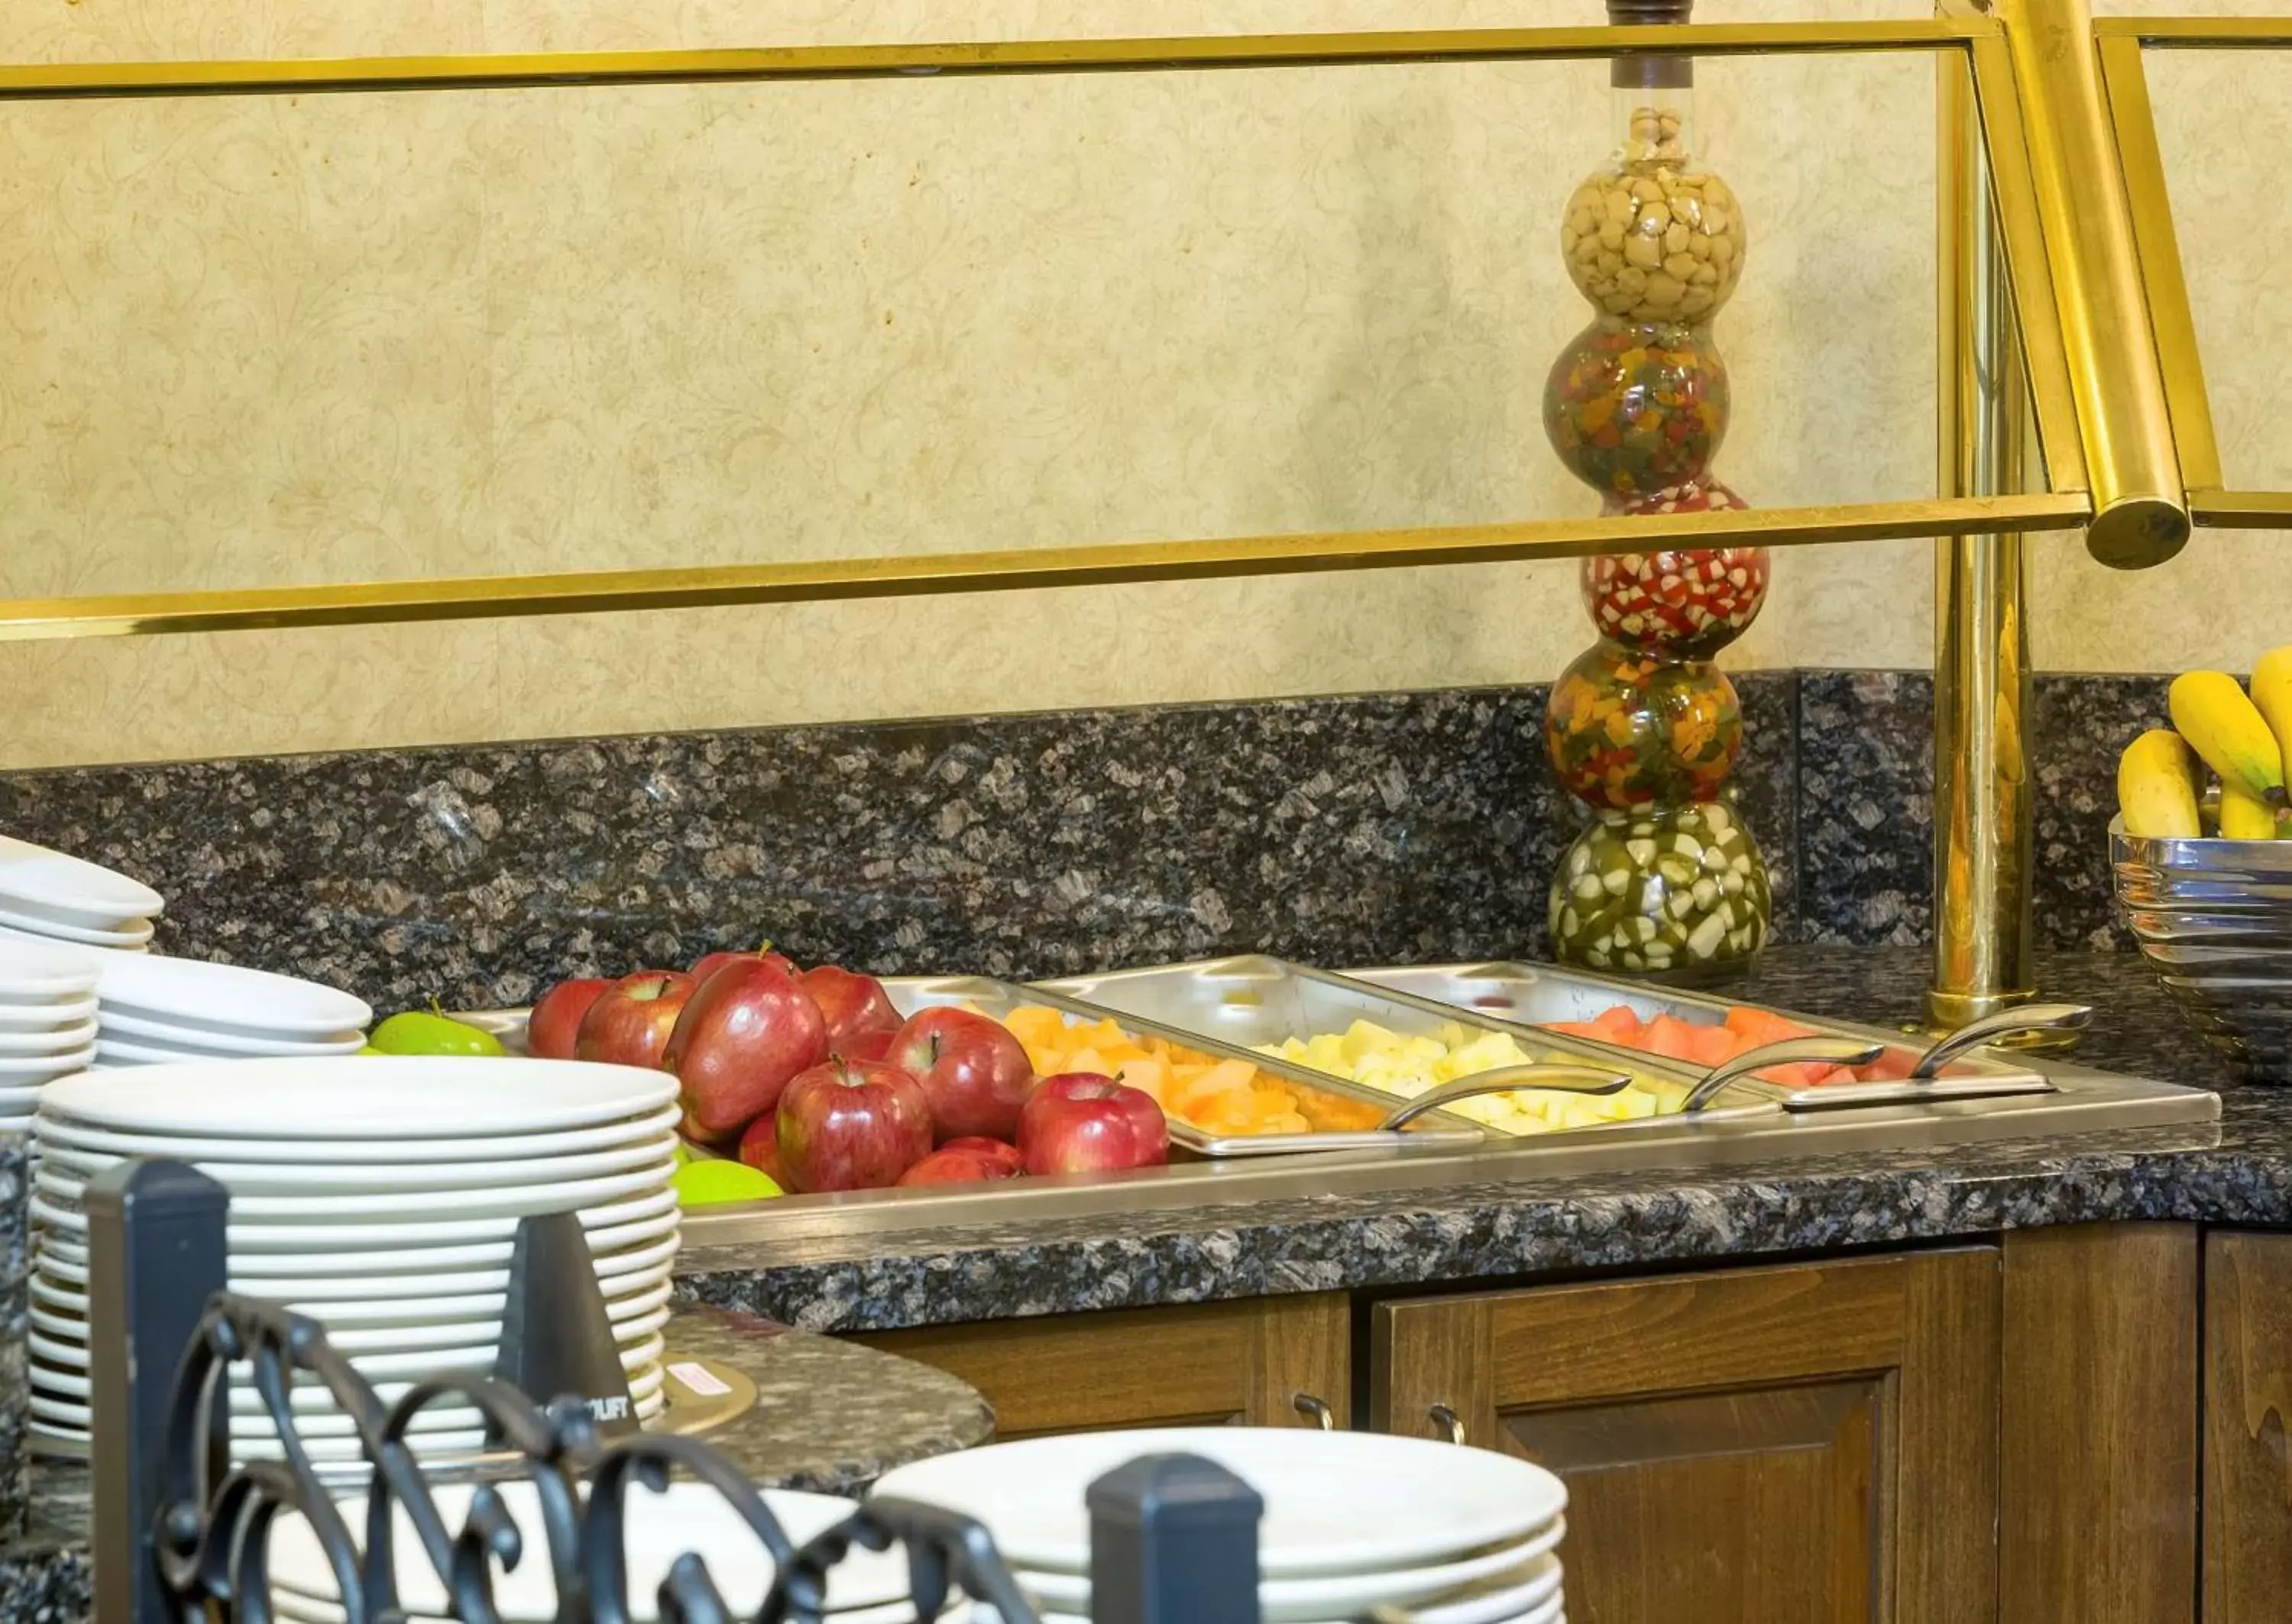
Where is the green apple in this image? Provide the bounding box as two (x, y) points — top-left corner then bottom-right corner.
(369, 1011), (506, 1058)
(672, 1160), (783, 1206)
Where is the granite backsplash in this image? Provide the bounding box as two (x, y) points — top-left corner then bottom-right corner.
(0, 670), (2157, 1010)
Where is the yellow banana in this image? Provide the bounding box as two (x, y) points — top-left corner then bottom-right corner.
(2221, 778), (2282, 839)
(2170, 671), (2287, 807)
(2119, 729), (2202, 839)
(2251, 644), (2292, 787)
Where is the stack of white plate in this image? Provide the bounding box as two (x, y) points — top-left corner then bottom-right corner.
(27, 1056), (681, 1462)
(264, 1480), (960, 1623)
(877, 1429), (1570, 1624)
(91, 953), (371, 1068)
(0, 940), (101, 1122)
(0, 835), (163, 953)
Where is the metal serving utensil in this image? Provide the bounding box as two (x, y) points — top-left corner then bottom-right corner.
(1678, 1036), (1889, 1114)
(1374, 1064), (1634, 1131)
(1910, 1002), (2092, 1079)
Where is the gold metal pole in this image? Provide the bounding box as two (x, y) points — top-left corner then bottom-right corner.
(1992, 0), (2187, 568)
(1931, 40), (2036, 1028)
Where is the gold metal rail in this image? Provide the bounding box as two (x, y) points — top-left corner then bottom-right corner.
(1933, 34), (2037, 1030)
(0, 496), (2086, 641)
(0, 21), (1999, 99)
(0, 5), (2222, 1028)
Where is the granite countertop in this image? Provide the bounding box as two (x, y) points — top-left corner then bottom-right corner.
(0, 1302), (992, 1622)
(676, 945), (2285, 1334)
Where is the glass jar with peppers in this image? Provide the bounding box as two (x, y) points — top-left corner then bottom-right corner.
(1539, 0), (1769, 975)
(1582, 480), (1769, 657)
(1543, 320), (1728, 505)
(1544, 637), (1742, 810)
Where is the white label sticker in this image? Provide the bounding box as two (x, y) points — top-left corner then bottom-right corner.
(668, 1360), (731, 1397)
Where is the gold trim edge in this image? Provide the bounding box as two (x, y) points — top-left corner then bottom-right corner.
(0, 494), (2087, 641)
(2094, 17), (2292, 46)
(2191, 490), (2292, 526)
(0, 22), (1995, 98)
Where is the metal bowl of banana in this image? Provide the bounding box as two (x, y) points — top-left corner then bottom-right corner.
(2112, 817), (2292, 1083)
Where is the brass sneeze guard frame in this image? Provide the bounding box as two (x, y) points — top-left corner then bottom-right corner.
(0, 11), (2193, 1022)
(2095, 15), (2292, 529)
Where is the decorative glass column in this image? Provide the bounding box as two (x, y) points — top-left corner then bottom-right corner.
(1542, 0), (1772, 975)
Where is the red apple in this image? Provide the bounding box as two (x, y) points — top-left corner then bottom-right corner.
(1018, 1072), (1170, 1175)
(665, 960), (830, 1144)
(690, 944), (798, 987)
(801, 965), (904, 1050)
(736, 1112), (787, 1186)
(529, 977), (612, 1059)
(775, 1057), (933, 1192)
(897, 1145), (1022, 1187)
(939, 1136), (1024, 1177)
(575, 971), (696, 1071)
(840, 1028), (895, 1063)
(889, 1008), (1036, 1143)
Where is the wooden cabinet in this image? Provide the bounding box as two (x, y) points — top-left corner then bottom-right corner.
(2201, 1229), (2292, 1624)
(1369, 1248), (2000, 1624)
(854, 1292), (1350, 1438)
(1999, 1224), (2196, 1624)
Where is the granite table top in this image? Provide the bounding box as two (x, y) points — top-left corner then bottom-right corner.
(0, 1302), (992, 1623)
(675, 945), (2286, 1334)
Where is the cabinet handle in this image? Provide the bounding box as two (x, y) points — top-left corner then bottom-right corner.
(1427, 1403), (1465, 1445)
(1292, 1393), (1335, 1431)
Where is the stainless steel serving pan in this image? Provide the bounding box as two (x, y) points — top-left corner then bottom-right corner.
(879, 975), (1491, 1156)
(461, 977), (1494, 1158)
(1342, 959), (2057, 1109)
(1039, 956), (1778, 1127)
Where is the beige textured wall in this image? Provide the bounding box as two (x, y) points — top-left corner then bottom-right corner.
(0, 0), (2268, 765)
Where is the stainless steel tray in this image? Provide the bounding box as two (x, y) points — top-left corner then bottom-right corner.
(459, 978), (1489, 1157)
(880, 975), (1488, 1156)
(1040, 956), (1777, 1131)
(1344, 959), (2055, 1109)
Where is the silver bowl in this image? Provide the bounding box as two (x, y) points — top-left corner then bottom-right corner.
(2112, 817), (2292, 1082)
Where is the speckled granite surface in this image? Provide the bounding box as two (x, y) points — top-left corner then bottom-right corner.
(0, 679), (1803, 1013)
(1789, 671), (2173, 949)
(0, 1301), (990, 1622)
(675, 945), (2265, 1334)
(0, 1136), (27, 1544)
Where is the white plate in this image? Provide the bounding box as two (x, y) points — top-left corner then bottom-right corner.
(29, 1354), (666, 1412)
(33, 1099), (684, 1165)
(0, 905), (151, 947)
(870, 1428), (1569, 1578)
(268, 1480), (902, 1619)
(27, 1390), (488, 1439)
(34, 1200), (681, 1273)
(0, 1084), (54, 1107)
(31, 1182), (678, 1253)
(1011, 1528), (1565, 1621)
(99, 1007), (364, 1053)
(32, 1267), (674, 1330)
(0, 1020), (96, 1056)
(96, 1028), (364, 1063)
(0, 938), (101, 1000)
(0, 994), (98, 1032)
(0, 1048), (91, 1081)
(41, 1056), (673, 1137)
(24, 1420), (504, 1465)
(0, 836), (163, 924)
(0, 898), (150, 948)
(37, 1132), (679, 1195)
(36, 1153), (674, 1220)
(30, 1231), (683, 1295)
(95, 954), (369, 1039)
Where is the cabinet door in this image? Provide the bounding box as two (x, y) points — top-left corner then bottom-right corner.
(2203, 1229), (2292, 1624)
(1371, 1248), (1997, 1624)
(854, 1292), (1349, 1438)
